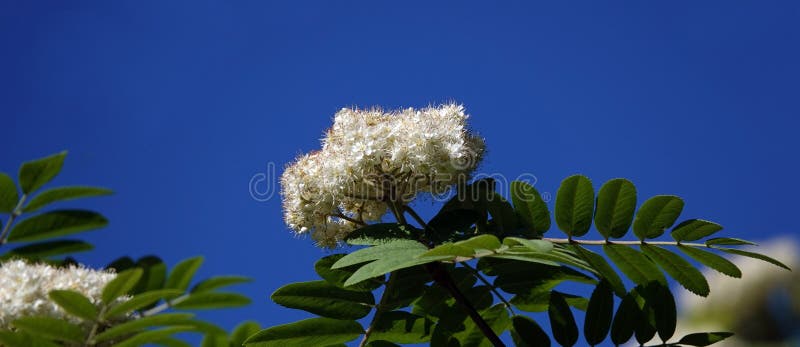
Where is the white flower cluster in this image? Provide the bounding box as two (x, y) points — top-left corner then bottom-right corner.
(0, 260), (117, 329)
(280, 103), (485, 247)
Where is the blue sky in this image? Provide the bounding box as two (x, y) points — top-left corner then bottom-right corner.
(2, 1), (799, 345)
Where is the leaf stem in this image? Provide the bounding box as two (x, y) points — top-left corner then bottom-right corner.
(358, 272), (398, 347)
(462, 262), (515, 316)
(0, 194), (26, 245)
(403, 206), (427, 229)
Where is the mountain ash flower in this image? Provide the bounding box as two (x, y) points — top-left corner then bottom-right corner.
(280, 103), (485, 247)
(0, 260), (118, 329)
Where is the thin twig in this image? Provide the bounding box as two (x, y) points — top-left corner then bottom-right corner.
(358, 272), (398, 347)
(0, 194), (26, 245)
(403, 205), (428, 229)
(462, 262), (515, 316)
(425, 262), (506, 347)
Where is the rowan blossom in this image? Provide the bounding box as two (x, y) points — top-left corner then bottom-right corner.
(0, 260), (118, 329)
(280, 103), (485, 247)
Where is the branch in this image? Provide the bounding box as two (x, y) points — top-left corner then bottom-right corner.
(0, 194), (27, 245)
(359, 272), (398, 347)
(425, 262), (506, 347)
(462, 262), (515, 316)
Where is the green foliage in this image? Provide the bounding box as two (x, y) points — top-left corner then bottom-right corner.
(555, 175), (595, 237)
(18, 151), (67, 194)
(2, 152), (789, 347)
(7, 210), (108, 243)
(48, 290), (98, 321)
(511, 315), (550, 347)
(23, 186), (112, 212)
(12, 317), (84, 344)
(594, 178), (637, 239)
(510, 181), (551, 235)
(243, 318), (363, 346)
(548, 292), (579, 347)
(632, 195), (684, 240)
(583, 281), (613, 346)
(271, 280), (374, 319)
(0, 173), (18, 213)
(0, 152), (253, 347)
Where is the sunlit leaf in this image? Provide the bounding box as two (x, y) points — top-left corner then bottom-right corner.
(603, 244), (666, 285)
(555, 175), (595, 237)
(510, 181), (551, 234)
(7, 210), (107, 243)
(632, 195), (683, 240)
(594, 178), (637, 239)
(641, 245), (709, 296)
(23, 186), (112, 212)
(271, 280), (373, 319)
(678, 246), (741, 278)
(48, 289), (98, 321)
(18, 151), (66, 194)
(102, 268), (143, 304)
(165, 256), (204, 291)
(0, 173), (18, 213)
(244, 318), (363, 346)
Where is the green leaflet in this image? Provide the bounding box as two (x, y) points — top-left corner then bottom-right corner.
(243, 318), (363, 346)
(112, 327), (195, 347)
(421, 234), (502, 259)
(48, 290), (98, 322)
(23, 186), (113, 212)
(678, 246), (742, 278)
(583, 281), (613, 346)
(548, 292), (579, 347)
(271, 280), (374, 319)
(4, 240), (93, 259)
(510, 180), (551, 234)
(18, 151), (66, 194)
(93, 313), (195, 342)
(315, 254), (385, 292)
(511, 315), (551, 347)
(632, 195), (684, 240)
(0, 173), (18, 213)
(610, 292), (637, 345)
(12, 317), (84, 344)
(718, 248), (791, 270)
(555, 175), (595, 237)
(171, 292), (251, 310)
(165, 256), (204, 291)
(191, 276), (251, 293)
(104, 289), (184, 318)
(603, 244), (666, 285)
(333, 240), (426, 268)
(344, 223), (416, 246)
(678, 332), (734, 346)
(102, 268), (143, 304)
(594, 178), (637, 239)
(7, 210), (108, 243)
(369, 311), (434, 344)
(570, 245), (626, 297)
(670, 219), (723, 242)
(230, 321), (262, 347)
(452, 304), (510, 347)
(705, 237), (757, 246)
(641, 245), (710, 297)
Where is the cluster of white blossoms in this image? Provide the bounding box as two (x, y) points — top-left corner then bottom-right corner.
(280, 103), (485, 247)
(0, 260), (118, 329)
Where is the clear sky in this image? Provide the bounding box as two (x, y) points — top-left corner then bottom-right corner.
(2, 1), (799, 345)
